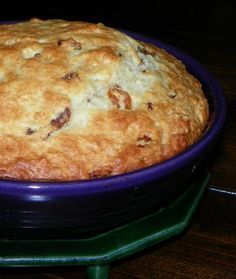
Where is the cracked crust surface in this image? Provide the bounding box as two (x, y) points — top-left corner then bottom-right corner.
(0, 19), (209, 180)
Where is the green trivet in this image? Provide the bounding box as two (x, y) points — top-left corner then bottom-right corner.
(0, 171), (209, 279)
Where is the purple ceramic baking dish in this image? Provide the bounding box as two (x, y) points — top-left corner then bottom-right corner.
(0, 27), (226, 238)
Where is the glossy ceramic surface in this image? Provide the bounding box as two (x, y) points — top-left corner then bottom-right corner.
(0, 170), (209, 271)
(0, 26), (226, 238)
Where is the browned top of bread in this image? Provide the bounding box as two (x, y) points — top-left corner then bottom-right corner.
(0, 18), (209, 180)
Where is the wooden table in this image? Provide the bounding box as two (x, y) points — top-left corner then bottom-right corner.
(0, 25), (235, 279)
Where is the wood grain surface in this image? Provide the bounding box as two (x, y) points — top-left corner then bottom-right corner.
(0, 11), (235, 279)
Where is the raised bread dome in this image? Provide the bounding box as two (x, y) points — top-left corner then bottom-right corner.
(0, 19), (209, 180)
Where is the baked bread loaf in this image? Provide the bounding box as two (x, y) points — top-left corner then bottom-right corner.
(0, 19), (209, 180)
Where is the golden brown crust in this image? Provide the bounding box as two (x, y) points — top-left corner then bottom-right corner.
(0, 19), (209, 180)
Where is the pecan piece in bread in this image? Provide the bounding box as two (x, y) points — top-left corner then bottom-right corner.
(108, 85), (132, 110)
(62, 71), (80, 80)
(137, 134), (152, 147)
(26, 128), (35, 135)
(57, 38), (81, 50)
(50, 107), (71, 129)
(137, 45), (154, 56)
(147, 102), (154, 111)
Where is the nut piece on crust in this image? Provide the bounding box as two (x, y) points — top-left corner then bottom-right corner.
(50, 107), (71, 129)
(108, 85), (132, 110)
(0, 19), (209, 181)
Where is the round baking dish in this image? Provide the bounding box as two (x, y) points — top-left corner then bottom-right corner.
(0, 29), (226, 238)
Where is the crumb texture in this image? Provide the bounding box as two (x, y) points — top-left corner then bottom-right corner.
(0, 19), (209, 180)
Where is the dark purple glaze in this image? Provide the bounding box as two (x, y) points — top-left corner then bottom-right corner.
(0, 25), (226, 237)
